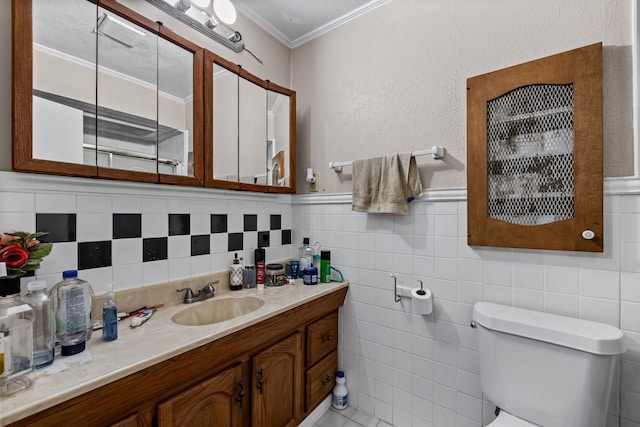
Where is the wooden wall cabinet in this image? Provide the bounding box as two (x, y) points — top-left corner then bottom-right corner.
(466, 43), (603, 252)
(8, 287), (347, 427)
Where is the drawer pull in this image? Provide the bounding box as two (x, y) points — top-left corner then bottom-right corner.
(237, 380), (245, 408)
(322, 334), (333, 342)
(257, 368), (264, 394)
(321, 375), (333, 385)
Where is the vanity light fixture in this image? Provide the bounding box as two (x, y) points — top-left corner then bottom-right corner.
(96, 13), (146, 47)
(146, 0), (244, 52)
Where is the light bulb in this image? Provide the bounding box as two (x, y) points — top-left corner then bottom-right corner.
(213, 0), (236, 25)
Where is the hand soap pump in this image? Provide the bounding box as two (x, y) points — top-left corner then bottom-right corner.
(230, 253), (244, 291)
(102, 286), (117, 342)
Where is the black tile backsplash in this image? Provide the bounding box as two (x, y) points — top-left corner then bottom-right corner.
(143, 237), (168, 262)
(113, 213), (141, 239)
(244, 214), (257, 232)
(191, 235), (210, 256)
(228, 233), (243, 252)
(211, 214), (228, 234)
(169, 214), (190, 236)
(258, 231), (270, 248)
(36, 213), (76, 243)
(29, 211), (289, 274)
(270, 215), (281, 230)
(78, 241), (112, 270)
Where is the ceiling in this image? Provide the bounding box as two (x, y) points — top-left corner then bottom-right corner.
(232, 0), (391, 48)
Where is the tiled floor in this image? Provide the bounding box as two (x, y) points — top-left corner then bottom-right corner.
(313, 407), (390, 427)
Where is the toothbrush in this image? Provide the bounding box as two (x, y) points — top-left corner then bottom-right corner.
(130, 309), (156, 328)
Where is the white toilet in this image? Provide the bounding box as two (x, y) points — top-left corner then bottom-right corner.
(472, 302), (625, 427)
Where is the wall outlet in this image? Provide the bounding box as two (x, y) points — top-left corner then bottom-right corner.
(310, 174), (319, 192)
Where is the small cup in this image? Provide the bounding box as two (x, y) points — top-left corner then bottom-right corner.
(289, 260), (300, 279)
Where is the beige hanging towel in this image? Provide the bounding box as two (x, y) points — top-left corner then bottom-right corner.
(352, 152), (423, 215)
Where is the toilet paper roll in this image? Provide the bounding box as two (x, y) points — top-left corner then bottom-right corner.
(411, 287), (433, 315)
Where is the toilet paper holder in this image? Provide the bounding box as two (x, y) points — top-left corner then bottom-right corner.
(391, 274), (428, 301)
(391, 274), (433, 315)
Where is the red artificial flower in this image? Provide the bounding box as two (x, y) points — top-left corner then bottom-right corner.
(0, 245), (30, 268)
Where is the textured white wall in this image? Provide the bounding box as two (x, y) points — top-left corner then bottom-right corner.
(292, 0), (634, 194)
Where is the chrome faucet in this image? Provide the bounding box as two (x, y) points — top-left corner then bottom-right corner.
(177, 280), (219, 304)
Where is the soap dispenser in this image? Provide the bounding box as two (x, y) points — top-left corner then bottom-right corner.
(229, 253), (244, 291)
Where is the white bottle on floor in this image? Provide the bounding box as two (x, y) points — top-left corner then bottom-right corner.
(332, 371), (348, 410)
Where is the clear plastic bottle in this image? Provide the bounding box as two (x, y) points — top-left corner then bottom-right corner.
(102, 290), (117, 342)
(21, 280), (54, 368)
(299, 238), (313, 270)
(332, 370), (348, 410)
(0, 291), (34, 396)
(52, 270), (93, 356)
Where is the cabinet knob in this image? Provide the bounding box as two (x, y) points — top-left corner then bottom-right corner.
(322, 334), (333, 342)
(582, 230), (596, 240)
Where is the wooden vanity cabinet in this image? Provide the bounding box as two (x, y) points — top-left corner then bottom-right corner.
(466, 43), (603, 252)
(7, 287), (347, 427)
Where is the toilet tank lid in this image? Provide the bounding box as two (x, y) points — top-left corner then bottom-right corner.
(473, 302), (626, 355)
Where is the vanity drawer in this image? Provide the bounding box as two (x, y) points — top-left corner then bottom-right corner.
(306, 311), (338, 367)
(305, 349), (337, 411)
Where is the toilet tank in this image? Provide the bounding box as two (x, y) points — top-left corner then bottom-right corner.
(472, 302), (625, 427)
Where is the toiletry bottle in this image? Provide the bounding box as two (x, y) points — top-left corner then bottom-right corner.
(255, 248), (266, 287)
(320, 250), (331, 283)
(332, 371), (348, 410)
(229, 253), (244, 291)
(299, 238), (313, 269)
(52, 270), (93, 356)
(102, 290), (117, 342)
(21, 280), (54, 368)
(0, 285), (34, 396)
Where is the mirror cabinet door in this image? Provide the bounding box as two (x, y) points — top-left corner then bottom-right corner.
(157, 28), (204, 186)
(208, 59), (240, 188)
(16, 0), (99, 176)
(238, 73), (268, 189)
(95, 5), (158, 182)
(267, 89), (291, 188)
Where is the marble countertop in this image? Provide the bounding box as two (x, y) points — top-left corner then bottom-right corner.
(0, 280), (349, 426)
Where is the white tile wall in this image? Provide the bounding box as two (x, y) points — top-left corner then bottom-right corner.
(295, 194), (640, 427)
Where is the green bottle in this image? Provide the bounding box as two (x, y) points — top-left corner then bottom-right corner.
(320, 250), (331, 283)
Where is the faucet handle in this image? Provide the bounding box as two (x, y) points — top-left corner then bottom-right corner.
(177, 287), (197, 304)
(201, 282), (216, 296)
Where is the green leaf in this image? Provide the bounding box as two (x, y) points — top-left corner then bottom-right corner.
(29, 243), (53, 259)
(29, 232), (49, 239)
(6, 232), (29, 241)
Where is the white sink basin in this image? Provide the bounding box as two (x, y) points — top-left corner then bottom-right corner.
(171, 296), (265, 326)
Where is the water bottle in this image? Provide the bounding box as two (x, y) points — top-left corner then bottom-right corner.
(332, 371), (348, 410)
(52, 270), (93, 356)
(299, 238), (313, 269)
(21, 280), (54, 368)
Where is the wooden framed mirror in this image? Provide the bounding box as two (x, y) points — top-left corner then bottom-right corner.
(204, 50), (296, 193)
(12, 0), (204, 186)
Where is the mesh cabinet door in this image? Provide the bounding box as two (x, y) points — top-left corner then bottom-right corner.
(467, 43), (603, 252)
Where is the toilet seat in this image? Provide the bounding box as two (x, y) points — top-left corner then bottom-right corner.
(487, 411), (540, 427)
